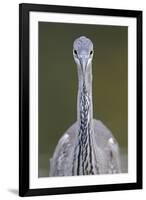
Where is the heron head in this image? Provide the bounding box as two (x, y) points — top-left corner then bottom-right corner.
(73, 36), (94, 76)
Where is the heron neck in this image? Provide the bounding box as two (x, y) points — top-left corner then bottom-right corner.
(77, 64), (93, 125)
(72, 64), (95, 175)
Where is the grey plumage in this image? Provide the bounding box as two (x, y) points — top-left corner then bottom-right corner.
(49, 36), (121, 176)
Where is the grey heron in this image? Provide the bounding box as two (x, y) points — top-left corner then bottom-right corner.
(49, 36), (121, 176)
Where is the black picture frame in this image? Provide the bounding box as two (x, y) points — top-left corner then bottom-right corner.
(19, 3), (143, 197)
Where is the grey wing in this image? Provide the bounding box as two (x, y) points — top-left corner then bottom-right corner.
(49, 122), (78, 176)
(93, 119), (121, 173)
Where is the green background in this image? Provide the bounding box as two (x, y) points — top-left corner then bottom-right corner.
(38, 22), (128, 177)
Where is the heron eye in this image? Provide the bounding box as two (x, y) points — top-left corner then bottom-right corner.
(90, 50), (93, 55)
(74, 50), (77, 55)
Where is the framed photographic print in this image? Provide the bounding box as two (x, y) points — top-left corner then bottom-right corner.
(19, 3), (142, 197)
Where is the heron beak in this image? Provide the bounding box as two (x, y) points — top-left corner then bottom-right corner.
(79, 57), (88, 77)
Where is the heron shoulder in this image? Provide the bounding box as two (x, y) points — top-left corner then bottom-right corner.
(49, 122), (78, 176)
(93, 119), (119, 151)
(52, 121), (78, 154)
(93, 119), (113, 141)
(93, 119), (121, 173)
